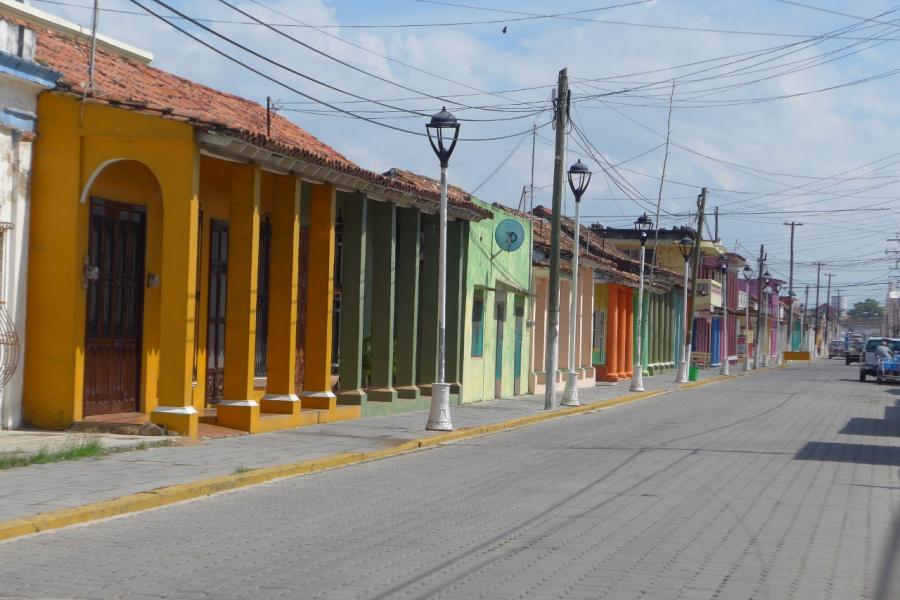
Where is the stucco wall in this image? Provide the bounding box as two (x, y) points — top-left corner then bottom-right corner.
(460, 203), (532, 404)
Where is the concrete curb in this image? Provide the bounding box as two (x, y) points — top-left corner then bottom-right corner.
(0, 371), (758, 543)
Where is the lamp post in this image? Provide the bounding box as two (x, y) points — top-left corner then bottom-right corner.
(742, 265), (753, 371)
(762, 271), (771, 367)
(773, 282), (782, 365)
(719, 255), (730, 376)
(631, 213), (653, 392)
(425, 107), (459, 431)
(675, 236), (693, 383)
(562, 160), (591, 407)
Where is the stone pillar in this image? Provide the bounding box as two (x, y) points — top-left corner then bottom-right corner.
(368, 199), (397, 403)
(559, 278), (571, 375)
(418, 214), (438, 389)
(336, 194), (367, 407)
(580, 267), (593, 378)
(261, 175), (302, 415)
(301, 182), (337, 411)
(445, 220), (466, 394)
(531, 274), (548, 390)
(151, 149), (201, 437)
(621, 288), (631, 378)
(394, 207), (421, 399)
(218, 164), (262, 432)
(601, 284), (619, 381)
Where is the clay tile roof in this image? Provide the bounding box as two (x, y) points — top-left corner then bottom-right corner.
(20, 17), (491, 220)
(383, 169), (491, 218)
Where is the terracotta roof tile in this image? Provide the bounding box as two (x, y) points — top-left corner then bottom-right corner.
(17, 17), (491, 220)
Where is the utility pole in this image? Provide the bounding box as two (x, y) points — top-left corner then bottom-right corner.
(714, 206), (719, 242)
(824, 273), (834, 345)
(754, 245), (766, 369)
(783, 222), (802, 351)
(684, 188), (707, 374)
(813, 262), (824, 356)
(544, 68), (568, 411)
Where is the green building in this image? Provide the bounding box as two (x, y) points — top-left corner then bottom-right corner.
(459, 201), (533, 404)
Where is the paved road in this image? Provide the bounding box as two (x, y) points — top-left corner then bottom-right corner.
(2, 361), (900, 600)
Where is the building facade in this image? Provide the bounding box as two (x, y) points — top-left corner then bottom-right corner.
(0, 13), (58, 428)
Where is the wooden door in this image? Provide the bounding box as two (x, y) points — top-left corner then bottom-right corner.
(494, 299), (505, 398)
(83, 200), (146, 416)
(206, 220), (228, 403)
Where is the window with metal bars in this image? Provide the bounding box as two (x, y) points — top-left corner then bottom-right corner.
(254, 215), (272, 378)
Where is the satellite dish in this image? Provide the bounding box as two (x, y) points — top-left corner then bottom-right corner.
(495, 219), (525, 252)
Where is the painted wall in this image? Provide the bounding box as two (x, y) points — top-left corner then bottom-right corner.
(460, 202), (532, 404)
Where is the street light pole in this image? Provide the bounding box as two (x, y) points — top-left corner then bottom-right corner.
(675, 236), (693, 383)
(719, 255), (730, 376)
(742, 266), (753, 371)
(562, 160), (591, 407)
(425, 107), (460, 431)
(762, 271), (771, 367)
(631, 213), (653, 392)
(773, 283), (782, 365)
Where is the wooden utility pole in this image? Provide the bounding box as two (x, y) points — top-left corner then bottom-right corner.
(814, 262), (824, 355)
(754, 245), (766, 368)
(824, 273), (834, 345)
(684, 188), (707, 369)
(783, 222), (802, 351)
(544, 68), (568, 411)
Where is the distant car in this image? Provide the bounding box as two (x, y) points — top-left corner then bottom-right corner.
(846, 336), (865, 365)
(828, 340), (845, 359)
(859, 337), (900, 381)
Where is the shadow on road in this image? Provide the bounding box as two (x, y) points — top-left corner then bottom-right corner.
(839, 417), (900, 437)
(795, 441), (900, 466)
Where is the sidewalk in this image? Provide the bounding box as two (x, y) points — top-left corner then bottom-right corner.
(0, 365), (740, 532)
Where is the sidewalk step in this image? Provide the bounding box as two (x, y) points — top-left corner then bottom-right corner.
(258, 412), (299, 433)
(300, 408), (326, 426)
(331, 405), (361, 422)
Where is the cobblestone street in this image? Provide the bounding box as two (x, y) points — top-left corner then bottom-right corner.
(2, 361), (899, 599)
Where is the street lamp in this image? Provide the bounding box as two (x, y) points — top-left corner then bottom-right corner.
(762, 270), (771, 367)
(719, 255), (730, 376)
(675, 236), (693, 383)
(631, 213), (653, 392)
(425, 107), (460, 431)
(742, 265), (753, 371)
(562, 160), (591, 407)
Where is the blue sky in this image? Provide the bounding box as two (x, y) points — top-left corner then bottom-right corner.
(33, 0), (900, 305)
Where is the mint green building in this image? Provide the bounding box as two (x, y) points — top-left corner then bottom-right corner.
(459, 202), (533, 404)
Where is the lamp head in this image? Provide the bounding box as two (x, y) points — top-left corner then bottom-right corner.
(677, 236), (693, 261)
(567, 159), (592, 202)
(425, 106), (460, 167)
(742, 265), (753, 280)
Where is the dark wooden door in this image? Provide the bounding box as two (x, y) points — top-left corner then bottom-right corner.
(83, 200), (146, 416)
(206, 220), (228, 403)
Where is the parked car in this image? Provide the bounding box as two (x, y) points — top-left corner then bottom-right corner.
(859, 337), (900, 381)
(828, 340), (845, 359)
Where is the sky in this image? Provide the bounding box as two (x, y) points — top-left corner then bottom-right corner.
(29, 0), (900, 306)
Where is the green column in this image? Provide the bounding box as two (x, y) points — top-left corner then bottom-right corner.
(337, 194), (367, 406)
(445, 221), (466, 395)
(395, 207), (421, 399)
(418, 213), (439, 389)
(653, 295), (662, 368)
(641, 294), (651, 375)
(368, 199), (397, 402)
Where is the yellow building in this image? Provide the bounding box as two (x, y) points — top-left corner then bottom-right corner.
(13, 6), (467, 437)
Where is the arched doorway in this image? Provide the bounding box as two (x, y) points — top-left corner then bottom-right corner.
(81, 160), (161, 416)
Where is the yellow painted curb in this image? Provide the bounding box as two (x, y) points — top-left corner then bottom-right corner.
(0, 385), (688, 544)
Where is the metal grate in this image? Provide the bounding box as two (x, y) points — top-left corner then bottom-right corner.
(0, 222), (20, 388)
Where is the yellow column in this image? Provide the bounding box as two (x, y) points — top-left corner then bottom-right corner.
(302, 182), (336, 411)
(261, 175), (301, 416)
(152, 147), (202, 437)
(217, 164), (262, 432)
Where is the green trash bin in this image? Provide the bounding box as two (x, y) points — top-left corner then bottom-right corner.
(688, 365), (700, 381)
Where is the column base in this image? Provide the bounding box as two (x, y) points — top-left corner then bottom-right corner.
(367, 387), (398, 403)
(395, 386), (421, 400)
(302, 390), (336, 411)
(597, 365), (620, 382)
(150, 406), (199, 438)
(217, 400), (260, 433)
(260, 394), (302, 415)
(337, 389), (367, 406)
